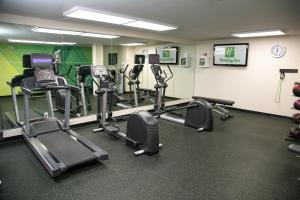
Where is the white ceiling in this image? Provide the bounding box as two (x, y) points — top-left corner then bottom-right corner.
(0, 22), (160, 45)
(0, 0), (300, 41)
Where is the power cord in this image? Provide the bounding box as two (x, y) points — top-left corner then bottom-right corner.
(275, 72), (285, 103)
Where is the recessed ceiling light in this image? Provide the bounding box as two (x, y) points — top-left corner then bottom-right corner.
(63, 7), (135, 25)
(80, 32), (119, 39)
(63, 7), (177, 32)
(232, 29), (285, 38)
(123, 21), (177, 31)
(32, 27), (81, 35)
(120, 43), (146, 46)
(32, 27), (119, 39)
(8, 39), (76, 45)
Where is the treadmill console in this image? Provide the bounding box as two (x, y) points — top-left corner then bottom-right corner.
(31, 53), (54, 69)
(30, 53), (57, 86)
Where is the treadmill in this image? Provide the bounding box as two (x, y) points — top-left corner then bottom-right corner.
(5, 71), (48, 127)
(21, 53), (108, 177)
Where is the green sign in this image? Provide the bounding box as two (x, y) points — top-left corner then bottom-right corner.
(225, 47), (235, 58)
(163, 50), (170, 58)
(214, 44), (248, 66)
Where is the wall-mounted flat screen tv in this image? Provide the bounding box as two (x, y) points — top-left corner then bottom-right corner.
(156, 47), (179, 65)
(213, 43), (249, 66)
(108, 53), (118, 65)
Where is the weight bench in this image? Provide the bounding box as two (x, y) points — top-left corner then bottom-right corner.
(192, 96), (235, 120)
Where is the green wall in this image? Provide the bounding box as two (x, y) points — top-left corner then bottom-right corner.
(0, 43), (92, 96)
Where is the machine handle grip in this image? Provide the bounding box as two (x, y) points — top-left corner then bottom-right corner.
(165, 65), (173, 83)
(68, 85), (80, 91)
(123, 64), (129, 73)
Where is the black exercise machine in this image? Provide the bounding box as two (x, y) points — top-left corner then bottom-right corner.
(21, 53), (108, 177)
(55, 64), (92, 117)
(149, 54), (214, 132)
(113, 55), (145, 108)
(192, 96), (234, 120)
(5, 55), (49, 127)
(91, 65), (162, 156)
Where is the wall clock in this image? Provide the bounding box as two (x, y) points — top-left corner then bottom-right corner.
(271, 44), (286, 58)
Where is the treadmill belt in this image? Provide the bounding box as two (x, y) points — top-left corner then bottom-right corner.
(37, 131), (97, 168)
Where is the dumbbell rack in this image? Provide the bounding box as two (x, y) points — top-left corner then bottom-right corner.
(286, 82), (300, 153)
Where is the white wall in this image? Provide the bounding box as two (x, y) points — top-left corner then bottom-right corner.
(195, 35), (300, 117)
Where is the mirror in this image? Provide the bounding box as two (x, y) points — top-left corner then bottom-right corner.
(0, 22), (197, 129)
(0, 22), (64, 126)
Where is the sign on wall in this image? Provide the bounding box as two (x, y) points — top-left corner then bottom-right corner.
(156, 47), (179, 65)
(213, 43), (249, 66)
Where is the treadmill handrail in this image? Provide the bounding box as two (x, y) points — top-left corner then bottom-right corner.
(22, 85), (77, 94)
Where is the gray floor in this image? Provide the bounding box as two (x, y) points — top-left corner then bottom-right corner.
(0, 108), (299, 200)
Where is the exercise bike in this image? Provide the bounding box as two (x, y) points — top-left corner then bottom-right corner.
(149, 54), (214, 132)
(91, 65), (162, 156)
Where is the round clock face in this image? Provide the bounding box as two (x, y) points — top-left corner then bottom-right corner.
(271, 44), (286, 58)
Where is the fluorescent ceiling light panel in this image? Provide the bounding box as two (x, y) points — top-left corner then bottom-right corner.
(232, 29), (285, 38)
(44, 41), (76, 45)
(123, 21), (177, 31)
(32, 27), (81, 35)
(120, 43), (146, 46)
(80, 32), (119, 39)
(8, 39), (76, 45)
(32, 27), (119, 39)
(8, 39), (44, 44)
(64, 7), (135, 25)
(63, 7), (177, 31)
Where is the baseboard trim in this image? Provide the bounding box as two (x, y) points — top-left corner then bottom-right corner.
(229, 107), (293, 120)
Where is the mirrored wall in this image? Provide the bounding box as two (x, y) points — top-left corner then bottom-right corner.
(0, 22), (197, 129)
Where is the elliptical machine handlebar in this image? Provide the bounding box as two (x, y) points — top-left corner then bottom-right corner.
(164, 65), (173, 84)
(122, 64), (129, 73)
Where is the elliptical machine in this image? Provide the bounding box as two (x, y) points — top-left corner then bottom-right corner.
(91, 65), (162, 156)
(55, 64), (92, 116)
(113, 55), (145, 108)
(149, 54), (214, 132)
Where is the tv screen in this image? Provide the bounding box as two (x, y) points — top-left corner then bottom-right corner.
(213, 43), (249, 66)
(156, 47), (179, 65)
(134, 54), (145, 64)
(108, 53), (118, 65)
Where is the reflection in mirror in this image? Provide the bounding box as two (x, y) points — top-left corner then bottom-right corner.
(0, 23), (69, 128)
(56, 35), (94, 119)
(0, 21), (196, 129)
(102, 39), (157, 112)
(132, 43), (196, 102)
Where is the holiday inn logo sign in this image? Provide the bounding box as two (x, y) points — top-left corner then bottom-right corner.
(220, 46), (240, 63)
(214, 44), (248, 66)
(225, 47), (235, 58)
